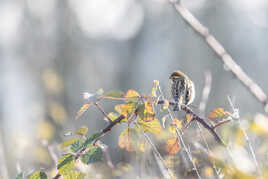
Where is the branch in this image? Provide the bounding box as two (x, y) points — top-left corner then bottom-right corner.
(53, 114), (126, 179)
(158, 100), (226, 146)
(170, 1), (268, 112)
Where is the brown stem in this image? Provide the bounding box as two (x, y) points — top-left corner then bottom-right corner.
(158, 100), (226, 146)
(212, 119), (231, 129)
(94, 102), (112, 123)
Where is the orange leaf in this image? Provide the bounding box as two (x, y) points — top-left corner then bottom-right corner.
(173, 118), (182, 129)
(165, 137), (179, 155)
(162, 100), (169, 110)
(185, 113), (193, 122)
(208, 108), (225, 119)
(118, 128), (139, 152)
(125, 89), (140, 102)
(75, 103), (90, 120)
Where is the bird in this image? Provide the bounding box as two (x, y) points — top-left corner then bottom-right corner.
(169, 70), (195, 111)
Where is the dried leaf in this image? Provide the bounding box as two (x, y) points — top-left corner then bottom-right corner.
(185, 113), (193, 122)
(208, 108), (225, 119)
(61, 138), (79, 148)
(165, 137), (179, 155)
(75, 126), (88, 136)
(137, 101), (155, 122)
(173, 118), (182, 129)
(105, 91), (125, 99)
(76, 103), (91, 120)
(125, 89), (140, 102)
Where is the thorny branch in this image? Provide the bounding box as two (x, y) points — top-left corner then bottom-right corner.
(169, 0), (268, 113)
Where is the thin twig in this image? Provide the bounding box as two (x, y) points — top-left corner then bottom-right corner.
(94, 102), (112, 123)
(158, 85), (202, 179)
(170, 1), (268, 113)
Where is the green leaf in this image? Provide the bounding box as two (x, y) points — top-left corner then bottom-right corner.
(71, 139), (84, 153)
(75, 126), (88, 136)
(15, 172), (23, 179)
(105, 91), (124, 98)
(81, 146), (103, 164)
(61, 138), (79, 148)
(83, 132), (102, 148)
(63, 171), (86, 179)
(29, 170), (47, 179)
(57, 154), (75, 175)
(118, 128), (139, 152)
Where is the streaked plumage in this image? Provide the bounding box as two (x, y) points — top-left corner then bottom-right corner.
(169, 70), (195, 111)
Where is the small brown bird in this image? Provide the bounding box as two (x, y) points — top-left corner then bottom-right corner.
(169, 70), (195, 111)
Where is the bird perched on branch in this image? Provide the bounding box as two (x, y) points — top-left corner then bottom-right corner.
(169, 70), (195, 111)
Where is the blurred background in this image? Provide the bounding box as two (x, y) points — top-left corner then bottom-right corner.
(0, 0), (268, 178)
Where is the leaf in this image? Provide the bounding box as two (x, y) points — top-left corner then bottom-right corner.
(75, 103), (91, 120)
(61, 138), (79, 148)
(118, 128), (139, 152)
(137, 118), (162, 135)
(71, 139), (84, 153)
(165, 137), (179, 155)
(185, 113), (193, 122)
(173, 118), (182, 129)
(208, 108), (226, 119)
(137, 101), (155, 122)
(57, 154), (75, 175)
(63, 171), (86, 179)
(105, 91), (125, 99)
(162, 100), (169, 110)
(15, 172), (23, 179)
(169, 125), (177, 134)
(96, 88), (104, 95)
(81, 146), (103, 164)
(29, 170), (47, 179)
(107, 112), (120, 121)
(121, 103), (138, 118)
(125, 89), (140, 102)
(82, 132), (103, 148)
(75, 126), (88, 136)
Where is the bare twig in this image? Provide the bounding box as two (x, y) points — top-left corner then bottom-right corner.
(199, 71), (212, 116)
(170, 1), (268, 113)
(94, 102), (112, 123)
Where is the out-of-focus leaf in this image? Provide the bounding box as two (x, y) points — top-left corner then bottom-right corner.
(57, 154), (75, 175)
(29, 170), (47, 179)
(71, 138), (84, 153)
(185, 113), (193, 122)
(137, 101), (155, 122)
(81, 146), (102, 164)
(75, 103), (91, 120)
(235, 129), (245, 146)
(49, 102), (67, 125)
(61, 138), (79, 148)
(125, 90), (140, 102)
(173, 118), (182, 129)
(75, 126), (88, 136)
(204, 167), (213, 177)
(250, 113), (268, 135)
(63, 171), (86, 179)
(169, 125), (177, 134)
(121, 103), (137, 118)
(208, 108), (226, 119)
(223, 167), (255, 179)
(37, 121), (54, 140)
(137, 118), (162, 135)
(105, 91), (125, 99)
(162, 100), (169, 110)
(118, 128), (139, 152)
(15, 172), (23, 179)
(96, 88), (104, 95)
(165, 137), (179, 155)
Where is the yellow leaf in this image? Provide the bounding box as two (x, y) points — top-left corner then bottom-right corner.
(137, 101), (155, 122)
(173, 118), (182, 129)
(165, 137), (179, 155)
(75, 126), (88, 136)
(208, 108), (225, 119)
(152, 87), (157, 97)
(204, 167), (213, 177)
(139, 141), (146, 152)
(162, 100), (169, 110)
(37, 121), (54, 140)
(60, 138), (78, 148)
(250, 113), (268, 135)
(169, 125), (177, 134)
(76, 103), (91, 120)
(137, 118), (162, 135)
(125, 89), (140, 102)
(118, 128), (139, 152)
(235, 129), (245, 146)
